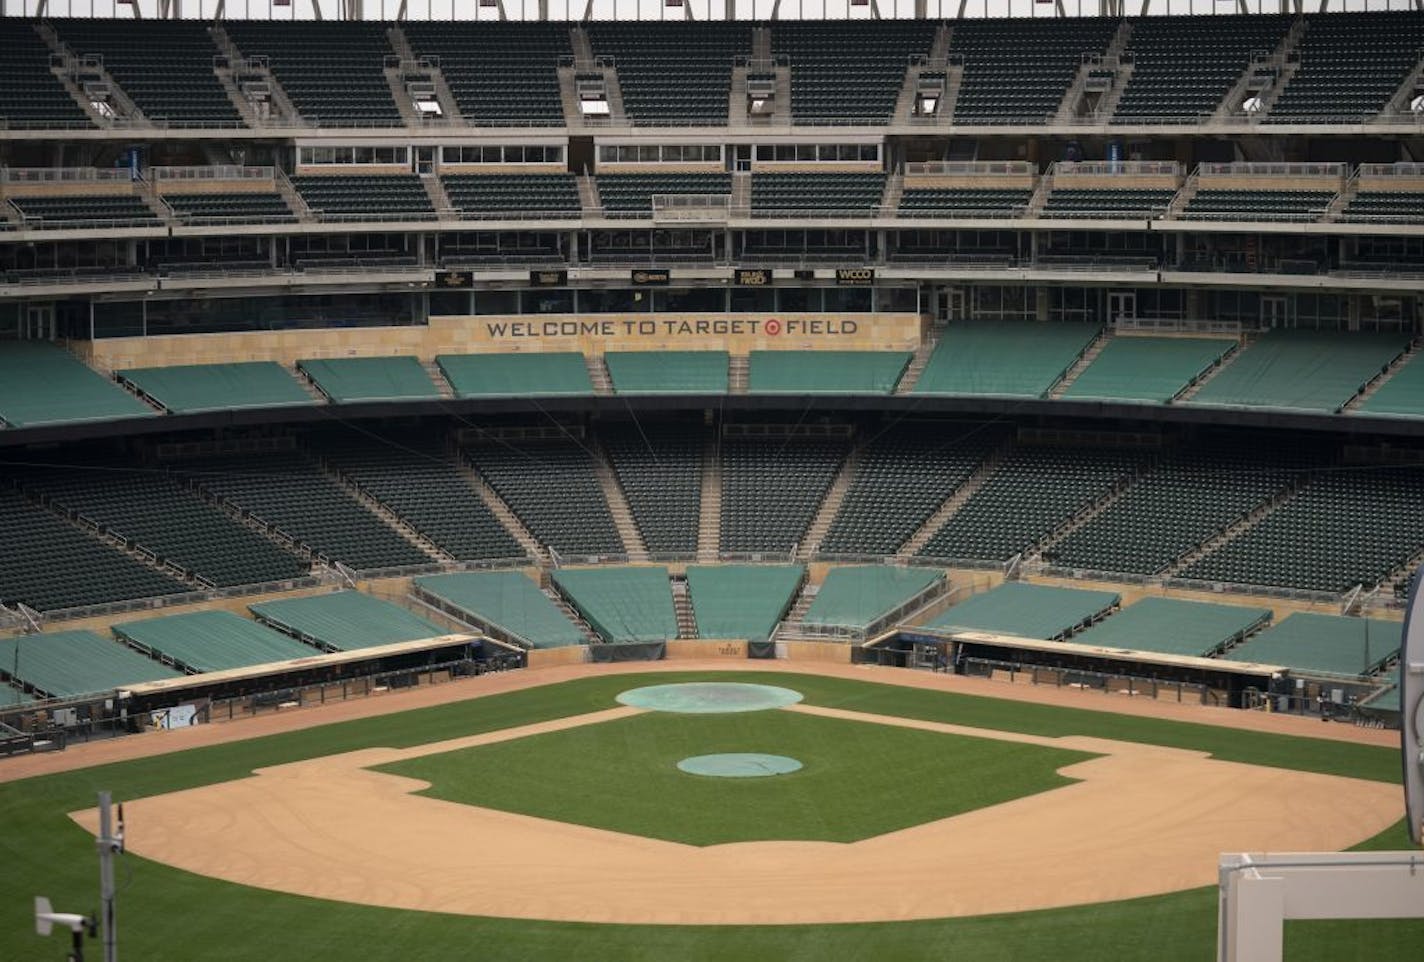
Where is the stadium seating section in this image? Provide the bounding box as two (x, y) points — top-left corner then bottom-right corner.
(1061, 336), (1235, 403)
(604, 351), (729, 394)
(949, 18), (1118, 124)
(1224, 612), (1398, 675)
(1041, 187), (1177, 218)
(403, 22), (570, 126)
(927, 582), (1120, 640)
(163, 192), (296, 224)
(720, 433), (848, 554)
(751, 173), (886, 217)
(898, 187), (1032, 218)
(0, 488), (190, 612)
(1112, 15), (1289, 122)
(550, 565), (678, 643)
(119, 362), (314, 414)
(113, 609), (316, 672)
(0, 342), (155, 428)
(1181, 189), (1336, 221)
(0, 20), (94, 128)
(442, 174), (581, 219)
(802, 565), (943, 630)
(298, 356), (442, 403)
(56, 20), (241, 126)
(1338, 189), (1424, 224)
(1068, 596), (1271, 657)
(175, 451), (434, 571)
(913, 321), (1101, 397)
(772, 20), (936, 123)
(437, 353), (593, 397)
(414, 571), (586, 648)
(747, 350), (911, 395)
(250, 590), (444, 650)
(225, 21), (401, 125)
(600, 424), (701, 557)
(1186, 330), (1408, 412)
(1360, 353), (1424, 418)
(290, 175), (435, 220)
(465, 438), (623, 558)
(10, 194), (162, 229)
(591, 22), (751, 125)
(684, 564), (805, 642)
(310, 432), (526, 563)
(0, 630), (180, 698)
(596, 174), (733, 217)
(1266, 12), (1424, 124)
(820, 424), (1000, 557)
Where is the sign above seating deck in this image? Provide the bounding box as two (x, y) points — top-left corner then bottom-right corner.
(529, 269), (568, 288)
(836, 268), (876, 286)
(435, 271), (473, 289)
(631, 269), (671, 286)
(735, 269), (771, 286)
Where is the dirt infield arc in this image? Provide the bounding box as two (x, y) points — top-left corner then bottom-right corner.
(72, 684), (1400, 926)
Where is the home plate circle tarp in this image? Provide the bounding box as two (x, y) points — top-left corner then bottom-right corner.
(676, 753), (804, 778)
(615, 682), (803, 713)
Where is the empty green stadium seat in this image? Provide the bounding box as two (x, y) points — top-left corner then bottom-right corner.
(119, 362), (314, 415)
(0, 630), (180, 698)
(605, 351), (728, 394)
(1062, 336), (1236, 403)
(414, 571), (586, 649)
(913, 321), (1101, 398)
(0, 342), (155, 428)
(1223, 612), (1398, 676)
(684, 565), (805, 642)
(437, 353), (594, 398)
(1186, 330), (1409, 412)
(550, 566), (678, 644)
(298, 356), (443, 403)
(803, 565), (944, 631)
(250, 590), (445, 651)
(928, 582), (1121, 640)
(748, 351), (911, 395)
(113, 610), (317, 673)
(1068, 597), (1271, 658)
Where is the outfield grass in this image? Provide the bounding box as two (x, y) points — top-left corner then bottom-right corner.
(381, 709), (1096, 844)
(0, 669), (1416, 961)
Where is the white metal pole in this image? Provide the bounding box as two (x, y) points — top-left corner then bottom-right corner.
(96, 792), (118, 962)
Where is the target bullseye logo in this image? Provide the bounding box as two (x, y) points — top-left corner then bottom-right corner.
(765, 319), (782, 336)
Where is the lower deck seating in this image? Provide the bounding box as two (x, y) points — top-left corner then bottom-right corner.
(1067, 597), (1271, 658)
(414, 571), (586, 649)
(465, 439), (623, 558)
(601, 424), (701, 557)
(113, 610), (317, 673)
(1223, 612), (1399, 676)
(0, 630), (180, 698)
(551, 566), (678, 643)
(684, 564), (805, 642)
(0, 488), (189, 612)
(801, 565), (943, 630)
(249, 590), (445, 651)
(927, 582), (1121, 640)
(720, 434), (849, 554)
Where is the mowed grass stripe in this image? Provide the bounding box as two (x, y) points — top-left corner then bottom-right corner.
(381, 709), (1096, 845)
(0, 669), (1413, 962)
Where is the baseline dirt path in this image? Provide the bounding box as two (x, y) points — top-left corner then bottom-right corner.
(72, 693), (1400, 925)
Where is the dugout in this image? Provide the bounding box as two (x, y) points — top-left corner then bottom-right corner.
(865, 626), (1289, 709)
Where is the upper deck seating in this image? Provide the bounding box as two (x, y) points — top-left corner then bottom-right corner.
(589, 22), (752, 125)
(949, 17), (1119, 124)
(56, 20), (241, 125)
(1267, 12), (1424, 123)
(771, 19), (937, 123)
(403, 22), (570, 126)
(225, 21), (401, 125)
(0, 20), (93, 128)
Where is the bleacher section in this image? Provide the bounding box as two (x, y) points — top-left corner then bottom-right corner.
(1040, 187), (1177, 218)
(772, 20), (936, 123)
(0, 342), (155, 428)
(442, 174), (580, 219)
(600, 424), (701, 557)
(414, 571), (585, 648)
(465, 439), (623, 557)
(550, 566), (678, 644)
(1181, 189), (1336, 221)
(119, 362), (314, 415)
(0, 488), (189, 612)
(113, 610), (316, 672)
(1180, 465), (1424, 593)
(1267, 12), (1424, 124)
(310, 433), (526, 563)
(604, 351), (728, 394)
(751, 173), (886, 217)
(1061, 336), (1236, 403)
(684, 564), (804, 642)
(13, 466), (309, 588)
(589, 22), (751, 125)
(1068, 597), (1271, 657)
(1045, 444), (1307, 576)
(163, 192), (296, 224)
(913, 321), (1101, 397)
(177, 451), (433, 571)
(1187, 331), (1408, 412)
(403, 22), (569, 126)
(720, 433), (848, 555)
(1224, 612), (1398, 676)
(918, 445), (1143, 563)
(926, 582), (1121, 640)
(10, 194), (162, 229)
(225, 21), (401, 125)
(802, 565), (943, 630)
(289, 175), (435, 220)
(949, 17), (1119, 124)
(298, 356), (442, 403)
(56, 20), (241, 126)
(0, 20), (93, 128)
(820, 425), (999, 557)
(596, 174), (732, 218)
(1360, 354), (1424, 418)
(1112, 16), (1289, 123)
(897, 187), (1032, 218)
(437, 353), (593, 397)
(250, 590), (445, 651)
(747, 350), (911, 394)
(0, 630), (180, 698)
